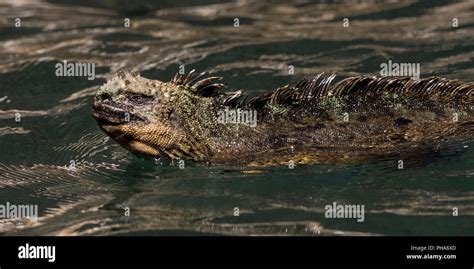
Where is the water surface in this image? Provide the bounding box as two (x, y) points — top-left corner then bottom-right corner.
(0, 0), (473, 235)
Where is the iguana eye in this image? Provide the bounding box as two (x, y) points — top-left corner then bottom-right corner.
(127, 93), (152, 105)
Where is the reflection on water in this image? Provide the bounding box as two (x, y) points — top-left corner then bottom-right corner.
(0, 0), (473, 235)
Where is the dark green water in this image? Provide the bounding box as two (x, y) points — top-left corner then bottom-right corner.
(0, 0), (473, 235)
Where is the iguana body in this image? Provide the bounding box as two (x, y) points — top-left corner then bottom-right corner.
(92, 70), (473, 166)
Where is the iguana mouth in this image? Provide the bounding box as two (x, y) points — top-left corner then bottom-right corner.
(92, 95), (148, 125)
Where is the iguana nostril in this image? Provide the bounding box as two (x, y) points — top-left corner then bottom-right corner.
(100, 92), (112, 101)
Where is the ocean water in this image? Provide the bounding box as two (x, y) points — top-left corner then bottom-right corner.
(0, 0), (473, 236)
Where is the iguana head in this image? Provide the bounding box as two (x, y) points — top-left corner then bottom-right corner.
(92, 70), (225, 160)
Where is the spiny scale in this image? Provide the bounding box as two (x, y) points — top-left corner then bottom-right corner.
(170, 69), (473, 109)
(171, 69), (225, 97)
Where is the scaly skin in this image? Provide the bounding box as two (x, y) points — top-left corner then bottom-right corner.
(92, 70), (473, 166)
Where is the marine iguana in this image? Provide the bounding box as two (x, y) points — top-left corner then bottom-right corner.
(92, 70), (473, 166)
